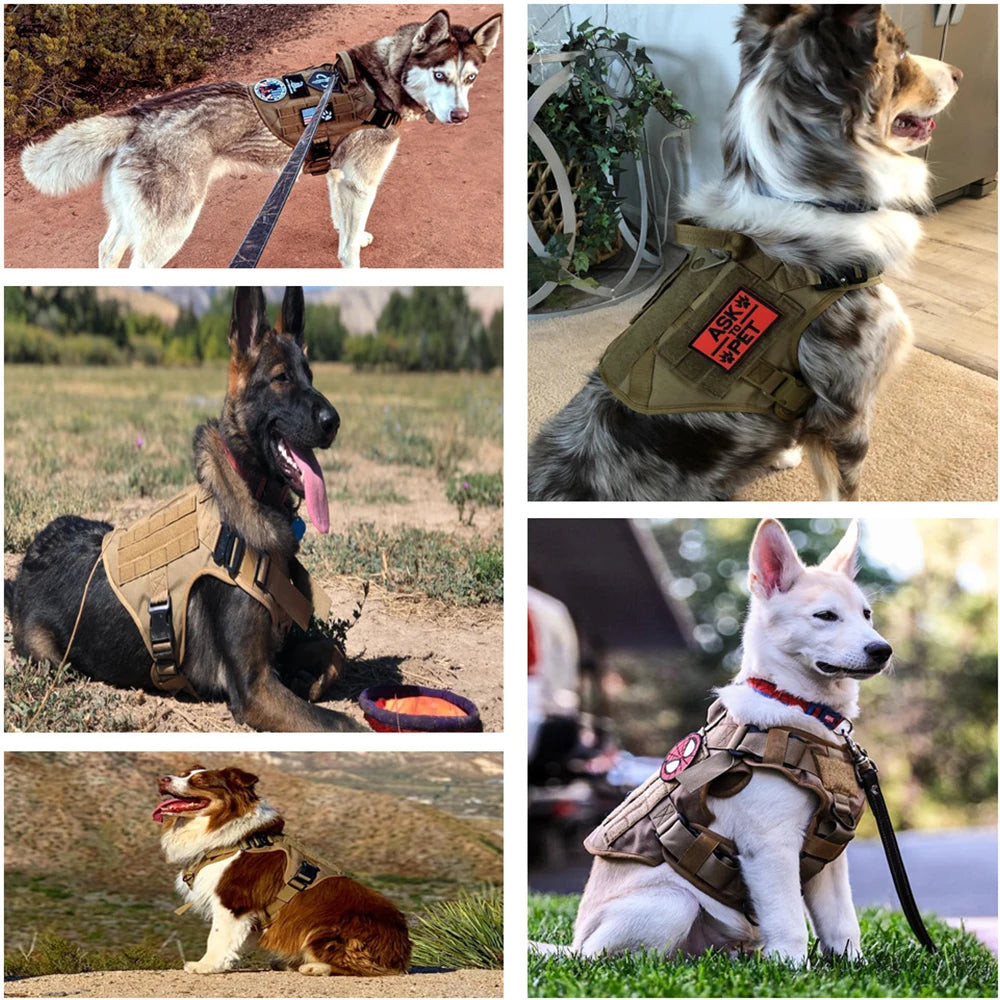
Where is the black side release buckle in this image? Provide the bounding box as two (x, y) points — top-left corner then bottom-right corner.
(815, 263), (870, 291)
(213, 524), (246, 579)
(148, 597), (176, 664)
(289, 861), (320, 891)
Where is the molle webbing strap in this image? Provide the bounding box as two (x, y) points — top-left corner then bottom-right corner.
(598, 220), (883, 421)
(584, 700), (867, 917)
(102, 484), (328, 693)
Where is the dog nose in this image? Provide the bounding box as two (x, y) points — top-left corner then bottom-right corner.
(450, 108), (469, 123)
(318, 404), (340, 445)
(865, 641), (893, 664)
(158, 776), (172, 792)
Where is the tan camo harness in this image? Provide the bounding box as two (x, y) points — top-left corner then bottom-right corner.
(101, 484), (330, 695)
(175, 831), (342, 927)
(584, 699), (866, 919)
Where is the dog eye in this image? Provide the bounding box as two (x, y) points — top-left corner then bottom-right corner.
(271, 372), (289, 384)
(467, 73), (477, 83)
(434, 71), (447, 82)
(814, 611), (839, 622)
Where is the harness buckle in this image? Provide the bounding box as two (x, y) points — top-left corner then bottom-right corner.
(148, 597), (176, 664)
(213, 524), (246, 579)
(288, 861), (320, 891)
(815, 263), (869, 290)
(243, 832), (274, 850)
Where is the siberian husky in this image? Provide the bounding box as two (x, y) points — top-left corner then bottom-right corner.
(528, 5), (960, 500)
(20, 9), (501, 269)
(571, 519), (891, 963)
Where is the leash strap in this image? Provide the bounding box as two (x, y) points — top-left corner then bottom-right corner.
(230, 68), (338, 268)
(844, 732), (937, 952)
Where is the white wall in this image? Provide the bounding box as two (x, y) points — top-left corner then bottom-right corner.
(529, 4), (742, 222)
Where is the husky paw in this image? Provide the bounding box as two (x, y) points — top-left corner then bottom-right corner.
(360, 231), (374, 247)
(298, 962), (333, 976)
(184, 960), (227, 975)
(770, 446), (803, 470)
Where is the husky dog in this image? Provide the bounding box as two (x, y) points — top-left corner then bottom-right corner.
(20, 10), (501, 269)
(8, 288), (360, 732)
(528, 5), (960, 501)
(572, 519), (890, 963)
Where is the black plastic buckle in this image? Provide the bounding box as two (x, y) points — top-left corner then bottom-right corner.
(244, 832), (274, 850)
(369, 109), (399, 129)
(213, 524), (246, 579)
(305, 139), (332, 176)
(289, 861), (320, 890)
(815, 263), (869, 291)
(148, 597), (176, 664)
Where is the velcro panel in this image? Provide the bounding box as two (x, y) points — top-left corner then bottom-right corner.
(118, 494), (199, 584)
(814, 753), (860, 797)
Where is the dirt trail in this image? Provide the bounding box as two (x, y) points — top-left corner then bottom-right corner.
(3, 4), (503, 269)
(4, 968), (503, 998)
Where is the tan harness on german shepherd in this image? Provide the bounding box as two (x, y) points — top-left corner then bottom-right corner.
(248, 52), (401, 175)
(175, 831), (342, 926)
(101, 484), (330, 695)
(584, 699), (866, 920)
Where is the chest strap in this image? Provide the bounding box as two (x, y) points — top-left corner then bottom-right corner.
(175, 832), (342, 926)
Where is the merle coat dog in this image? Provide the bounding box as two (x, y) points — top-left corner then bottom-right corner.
(8, 287), (359, 732)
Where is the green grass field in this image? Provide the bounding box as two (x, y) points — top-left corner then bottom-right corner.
(529, 894), (998, 998)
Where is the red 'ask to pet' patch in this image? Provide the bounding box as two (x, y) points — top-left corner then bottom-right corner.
(690, 288), (780, 371)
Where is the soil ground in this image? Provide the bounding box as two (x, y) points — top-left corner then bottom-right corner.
(3, 4), (503, 269)
(3, 967), (503, 998)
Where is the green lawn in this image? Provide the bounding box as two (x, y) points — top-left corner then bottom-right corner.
(529, 894), (997, 997)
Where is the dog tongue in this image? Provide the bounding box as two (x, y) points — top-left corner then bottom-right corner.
(289, 444), (329, 534)
(152, 797), (204, 823)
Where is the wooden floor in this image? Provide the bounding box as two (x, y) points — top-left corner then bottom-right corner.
(897, 191), (998, 377)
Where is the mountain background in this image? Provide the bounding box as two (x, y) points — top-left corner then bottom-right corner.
(5, 751), (502, 958)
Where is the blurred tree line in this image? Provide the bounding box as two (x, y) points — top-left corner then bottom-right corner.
(3, 287), (502, 372)
(599, 519), (996, 829)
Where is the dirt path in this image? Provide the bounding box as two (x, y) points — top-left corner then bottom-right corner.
(4, 967), (503, 998)
(3, 4), (503, 269)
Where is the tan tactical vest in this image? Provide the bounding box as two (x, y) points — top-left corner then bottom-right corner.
(248, 53), (398, 175)
(101, 484), (331, 694)
(584, 700), (866, 918)
(176, 831), (342, 927)
(597, 221), (883, 421)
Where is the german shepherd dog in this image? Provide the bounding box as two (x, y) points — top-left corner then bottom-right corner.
(8, 288), (359, 732)
(528, 5), (960, 501)
(20, 9), (501, 269)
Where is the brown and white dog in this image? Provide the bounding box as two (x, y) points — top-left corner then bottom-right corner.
(154, 765), (411, 976)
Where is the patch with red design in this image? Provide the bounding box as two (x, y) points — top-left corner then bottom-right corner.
(660, 732), (702, 780)
(690, 288), (780, 371)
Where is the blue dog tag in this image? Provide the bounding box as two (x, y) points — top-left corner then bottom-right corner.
(292, 517), (306, 541)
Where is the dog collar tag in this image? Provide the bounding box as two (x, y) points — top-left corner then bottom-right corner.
(292, 517), (306, 541)
(660, 732), (702, 780)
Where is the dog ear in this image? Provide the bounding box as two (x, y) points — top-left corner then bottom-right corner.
(413, 10), (451, 52)
(222, 767), (259, 790)
(820, 520), (861, 579)
(748, 519), (804, 597)
(229, 287), (271, 358)
(471, 14), (502, 58)
(276, 287), (305, 348)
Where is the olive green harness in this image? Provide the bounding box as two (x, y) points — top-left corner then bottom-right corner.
(175, 831), (342, 927)
(101, 484), (330, 695)
(598, 221), (883, 420)
(248, 52), (401, 175)
(584, 699), (866, 919)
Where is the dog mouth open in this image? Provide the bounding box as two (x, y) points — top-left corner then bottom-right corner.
(273, 434), (330, 535)
(891, 112), (935, 145)
(815, 660), (882, 678)
(152, 794), (210, 823)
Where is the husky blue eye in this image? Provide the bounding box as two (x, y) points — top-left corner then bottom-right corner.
(814, 610), (839, 621)
(434, 71), (447, 81)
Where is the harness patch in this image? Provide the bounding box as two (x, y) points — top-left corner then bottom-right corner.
(253, 78), (288, 103)
(307, 69), (337, 92)
(660, 732), (701, 779)
(283, 73), (310, 98)
(689, 287), (780, 371)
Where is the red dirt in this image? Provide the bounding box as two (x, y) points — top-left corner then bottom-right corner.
(2, 4), (503, 269)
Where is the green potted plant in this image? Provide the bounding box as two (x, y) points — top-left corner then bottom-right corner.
(528, 19), (692, 294)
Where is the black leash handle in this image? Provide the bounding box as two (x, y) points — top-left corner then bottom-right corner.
(229, 70), (337, 268)
(844, 732), (937, 952)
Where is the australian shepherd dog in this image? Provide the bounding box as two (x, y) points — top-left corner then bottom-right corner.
(155, 765), (411, 976)
(528, 5), (961, 501)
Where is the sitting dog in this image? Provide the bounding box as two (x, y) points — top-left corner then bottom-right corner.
(573, 519), (890, 963)
(20, 10), (501, 268)
(155, 765), (412, 976)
